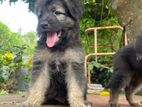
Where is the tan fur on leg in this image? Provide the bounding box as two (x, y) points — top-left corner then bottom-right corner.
(22, 65), (49, 107)
(66, 65), (91, 107)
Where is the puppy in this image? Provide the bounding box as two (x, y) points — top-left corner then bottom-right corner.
(20, 0), (91, 107)
(109, 38), (142, 107)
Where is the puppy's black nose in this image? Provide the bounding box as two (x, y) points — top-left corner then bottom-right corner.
(40, 24), (48, 29)
(40, 23), (49, 29)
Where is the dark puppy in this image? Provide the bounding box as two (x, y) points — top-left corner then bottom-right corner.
(21, 0), (91, 107)
(109, 38), (142, 107)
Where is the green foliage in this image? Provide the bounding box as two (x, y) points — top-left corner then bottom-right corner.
(0, 22), (22, 53)
(88, 60), (112, 87)
(0, 21), (36, 55)
(80, 0), (120, 54)
(80, 0), (120, 86)
(0, 45), (30, 91)
(0, 22), (35, 91)
(88, 61), (101, 72)
(0, 90), (8, 95)
(22, 32), (36, 54)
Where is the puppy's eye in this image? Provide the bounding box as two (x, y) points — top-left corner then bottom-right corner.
(53, 11), (65, 16)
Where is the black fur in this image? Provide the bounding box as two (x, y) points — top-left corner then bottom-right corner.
(109, 40), (142, 107)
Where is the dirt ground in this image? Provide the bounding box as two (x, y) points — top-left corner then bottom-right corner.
(0, 92), (141, 107)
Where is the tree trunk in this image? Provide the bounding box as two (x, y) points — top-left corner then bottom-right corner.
(110, 0), (142, 42)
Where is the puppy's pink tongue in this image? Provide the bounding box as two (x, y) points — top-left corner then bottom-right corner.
(46, 32), (59, 48)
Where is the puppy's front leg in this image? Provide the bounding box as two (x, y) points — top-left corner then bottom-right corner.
(66, 62), (91, 107)
(21, 62), (50, 107)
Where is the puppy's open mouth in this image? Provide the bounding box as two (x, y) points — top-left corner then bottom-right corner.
(46, 31), (61, 48)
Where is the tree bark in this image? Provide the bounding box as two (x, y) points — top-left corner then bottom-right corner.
(110, 0), (142, 42)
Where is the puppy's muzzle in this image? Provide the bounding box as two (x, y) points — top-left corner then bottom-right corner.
(39, 21), (50, 32)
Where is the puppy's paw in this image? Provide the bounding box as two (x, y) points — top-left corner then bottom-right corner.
(136, 56), (142, 61)
(85, 101), (92, 107)
(130, 102), (142, 107)
(86, 104), (92, 107)
(136, 53), (142, 61)
(109, 103), (120, 107)
(70, 103), (92, 107)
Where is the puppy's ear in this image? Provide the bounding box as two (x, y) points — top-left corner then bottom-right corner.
(28, 0), (36, 12)
(64, 0), (83, 20)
